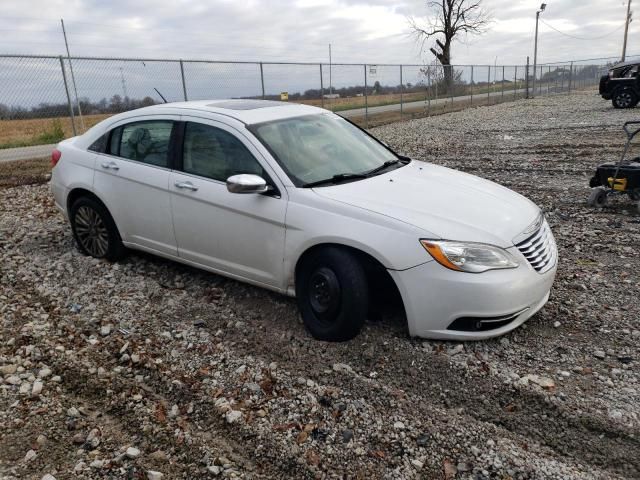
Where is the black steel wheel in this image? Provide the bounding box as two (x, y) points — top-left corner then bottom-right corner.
(587, 187), (608, 208)
(296, 247), (368, 342)
(70, 196), (125, 261)
(612, 89), (638, 109)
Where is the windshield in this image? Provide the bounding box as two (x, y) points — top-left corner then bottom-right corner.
(249, 114), (399, 186)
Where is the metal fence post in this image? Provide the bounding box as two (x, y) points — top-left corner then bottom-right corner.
(399, 64), (403, 119)
(427, 68), (431, 116)
(501, 65), (505, 102)
(450, 67), (454, 106)
(319, 63), (324, 109)
(568, 62), (573, 94)
(514, 65), (518, 99)
(435, 66), (439, 109)
(470, 65), (474, 105)
(525, 57), (530, 98)
(487, 65), (490, 104)
(364, 64), (368, 128)
(259, 62), (265, 100)
(547, 66), (551, 95)
(179, 60), (188, 101)
(539, 65), (543, 96)
(59, 56), (77, 136)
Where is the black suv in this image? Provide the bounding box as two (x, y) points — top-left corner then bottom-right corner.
(600, 61), (640, 109)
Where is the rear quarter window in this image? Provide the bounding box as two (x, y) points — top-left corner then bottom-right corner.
(88, 133), (109, 153)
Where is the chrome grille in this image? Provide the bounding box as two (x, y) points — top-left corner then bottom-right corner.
(515, 219), (557, 274)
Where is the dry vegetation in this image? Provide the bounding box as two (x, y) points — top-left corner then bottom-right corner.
(0, 114), (110, 149)
(1, 84), (529, 149)
(0, 158), (51, 188)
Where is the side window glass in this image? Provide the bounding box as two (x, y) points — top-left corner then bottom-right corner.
(117, 121), (173, 167)
(183, 122), (264, 181)
(88, 133), (108, 153)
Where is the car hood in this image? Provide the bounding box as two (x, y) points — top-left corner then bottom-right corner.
(312, 161), (540, 247)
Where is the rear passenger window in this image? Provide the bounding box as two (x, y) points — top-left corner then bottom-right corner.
(113, 121), (173, 167)
(182, 122), (264, 181)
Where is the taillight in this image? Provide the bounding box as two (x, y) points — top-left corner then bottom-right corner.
(51, 148), (62, 167)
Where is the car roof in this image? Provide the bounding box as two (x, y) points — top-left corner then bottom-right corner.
(611, 61), (639, 70)
(135, 99), (326, 125)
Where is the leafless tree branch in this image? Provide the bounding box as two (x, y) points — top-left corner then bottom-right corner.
(410, 0), (492, 68)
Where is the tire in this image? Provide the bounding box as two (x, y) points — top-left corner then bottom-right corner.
(69, 196), (125, 261)
(587, 187), (608, 208)
(295, 247), (368, 342)
(612, 89), (638, 109)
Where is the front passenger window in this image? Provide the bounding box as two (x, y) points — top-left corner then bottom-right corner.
(116, 121), (173, 167)
(183, 122), (264, 182)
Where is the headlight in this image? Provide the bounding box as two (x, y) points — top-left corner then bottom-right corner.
(420, 240), (519, 273)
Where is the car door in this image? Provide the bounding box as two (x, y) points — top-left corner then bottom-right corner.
(92, 118), (178, 256)
(170, 118), (287, 289)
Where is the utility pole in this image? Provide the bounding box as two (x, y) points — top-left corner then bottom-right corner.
(622, 0), (632, 62)
(61, 18), (85, 130)
(532, 3), (546, 99)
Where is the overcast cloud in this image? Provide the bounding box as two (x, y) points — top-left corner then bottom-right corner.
(1, 0), (636, 65)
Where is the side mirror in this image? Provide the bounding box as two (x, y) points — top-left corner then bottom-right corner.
(226, 174), (271, 194)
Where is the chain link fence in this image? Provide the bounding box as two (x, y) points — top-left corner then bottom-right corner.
(1, 53), (638, 150)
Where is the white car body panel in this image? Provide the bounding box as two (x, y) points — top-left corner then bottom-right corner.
(50, 100), (558, 341)
(50, 136), (94, 218)
(170, 115), (288, 288)
(94, 155), (177, 256)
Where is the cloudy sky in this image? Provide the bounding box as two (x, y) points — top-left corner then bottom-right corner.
(1, 0), (635, 65)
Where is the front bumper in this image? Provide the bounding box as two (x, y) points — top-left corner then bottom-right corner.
(389, 253), (557, 340)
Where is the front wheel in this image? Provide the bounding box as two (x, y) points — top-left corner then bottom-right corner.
(587, 187), (608, 208)
(612, 89), (638, 109)
(296, 247), (368, 342)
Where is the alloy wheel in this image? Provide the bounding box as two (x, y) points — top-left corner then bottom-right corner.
(616, 92), (632, 108)
(74, 205), (109, 257)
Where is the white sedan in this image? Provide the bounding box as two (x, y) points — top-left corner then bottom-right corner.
(50, 100), (557, 341)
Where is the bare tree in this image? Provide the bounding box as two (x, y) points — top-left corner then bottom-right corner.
(410, 1), (491, 90)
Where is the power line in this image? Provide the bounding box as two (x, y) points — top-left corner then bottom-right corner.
(539, 19), (625, 40)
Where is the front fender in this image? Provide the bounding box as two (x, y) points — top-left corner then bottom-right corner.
(283, 196), (432, 294)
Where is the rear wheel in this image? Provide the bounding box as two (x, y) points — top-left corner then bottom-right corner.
(612, 89), (638, 109)
(296, 247), (368, 342)
(70, 196), (125, 261)
(587, 187), (608, 208)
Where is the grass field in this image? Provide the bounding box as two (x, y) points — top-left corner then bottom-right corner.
(0, 83), (527, 147)
(300, 81), (527, 112)
(0, 114), (110, 149)
(0, 81), (531, 150)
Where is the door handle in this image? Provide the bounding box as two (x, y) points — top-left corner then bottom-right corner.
(174, 181), (198, 191)
(101, 161), (119, 171)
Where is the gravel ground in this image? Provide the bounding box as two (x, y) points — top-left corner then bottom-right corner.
(1, 91), (639, 480)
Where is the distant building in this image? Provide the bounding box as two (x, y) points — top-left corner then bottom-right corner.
(323, 93), (341, 99)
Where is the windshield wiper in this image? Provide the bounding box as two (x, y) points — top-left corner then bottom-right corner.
(302, 172), (368, 188)
(364, 159), (402, 176)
